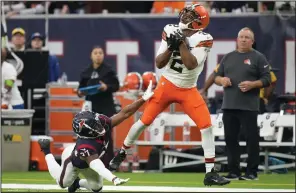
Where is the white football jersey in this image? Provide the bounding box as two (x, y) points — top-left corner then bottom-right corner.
(157, 24), (213, 88)
(1, 61), (24, 106)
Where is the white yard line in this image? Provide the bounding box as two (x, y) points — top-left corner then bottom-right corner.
(2, 184), (294, 192)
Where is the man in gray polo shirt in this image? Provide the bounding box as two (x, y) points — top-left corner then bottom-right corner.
(215, 27), (271, 180)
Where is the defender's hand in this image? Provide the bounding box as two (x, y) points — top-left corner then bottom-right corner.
(113, 177), (130, 186)
(142, 80), (154, 101)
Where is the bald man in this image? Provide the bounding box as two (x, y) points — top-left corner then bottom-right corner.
(214, 27), (271, 181)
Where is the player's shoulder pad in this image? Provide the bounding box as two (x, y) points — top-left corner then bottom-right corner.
(191, 31), (213, 48)
(162, 24), (179, 41)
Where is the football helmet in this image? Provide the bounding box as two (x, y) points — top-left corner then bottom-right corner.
(179, 4), (210, 31)
(72, 111), (106, 139)
(123, 72), (143, 92)
(142, 71), (158, 90)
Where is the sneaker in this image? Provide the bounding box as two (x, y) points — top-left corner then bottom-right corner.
(109, 149), (127, 171)
(68, 177), (80, 193)
(204, 169), (231, 186)
(239, 173), (258, 180)
(223, 173), (241, 180)
(38, 139), (50, 152)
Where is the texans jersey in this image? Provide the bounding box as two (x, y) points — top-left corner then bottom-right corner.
(157, 24), (213, 88)
(71, 114), (112, 169)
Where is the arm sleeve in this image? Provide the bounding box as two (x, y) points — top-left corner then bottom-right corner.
(258, 54), (271, 87)
(190, 38), (213, 66)
(156, 39), (168, 56)
(89, 159), (116, 182)
(4, 65), (17, 81)
(99, 114), (112, 129)
(104, 69), (120, 93)
(190, 47), (208, 66)
(78, 71), (88, 89)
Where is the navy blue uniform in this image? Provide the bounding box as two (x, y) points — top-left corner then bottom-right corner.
(71, 114), (112, 169)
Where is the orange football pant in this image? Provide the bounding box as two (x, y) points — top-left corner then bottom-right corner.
(141, 76), (212, 129)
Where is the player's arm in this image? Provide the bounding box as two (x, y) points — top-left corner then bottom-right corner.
(83, 153), (129, 185)
(178, 41), (198, 70)
(2, 64), (17, 94)
(110, 81), (154, 127)
(155, 31), (173, 69)
(201, 71), (215, 95)
(202, 64), (220, 92)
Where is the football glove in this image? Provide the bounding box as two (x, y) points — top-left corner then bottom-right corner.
(113, 177), (130, 186)
(167, 30), (185, 51)
(142, 80), (154, 101)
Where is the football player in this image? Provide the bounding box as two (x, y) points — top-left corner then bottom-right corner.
(38, 81), (154, 192)
(110, 4), (230, 186)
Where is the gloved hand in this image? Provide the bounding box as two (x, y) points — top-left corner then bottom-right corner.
(113, 177), (130, 186)
(142, 80), (154, 101)
(167, 29), (185, 51)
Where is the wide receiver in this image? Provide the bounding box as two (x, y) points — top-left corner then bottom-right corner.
(38, 81), (154, 192)
(110, 4), (230, 186)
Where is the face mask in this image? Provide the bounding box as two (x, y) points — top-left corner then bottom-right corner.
(179, 22), (190, 30)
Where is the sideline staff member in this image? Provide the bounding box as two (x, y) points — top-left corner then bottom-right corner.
(214, 27), (271, 180)
(1, 47), (24, 109)
(77, 46), (120, 167)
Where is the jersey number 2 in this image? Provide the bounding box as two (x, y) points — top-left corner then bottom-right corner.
(170, 51), (183, 73)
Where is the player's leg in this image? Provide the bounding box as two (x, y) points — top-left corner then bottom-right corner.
(38, 140), (79, 189)
(79, 169), (103, 192)
(180, 89), (230, 186)
(110, 77), (170, 170)
(38, 139), (62, 181)
(58, 146), (80, 190)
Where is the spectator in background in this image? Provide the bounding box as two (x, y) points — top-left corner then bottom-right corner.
(211, 1), (247, 13)
(11, 27), (26, 51)
(77, 46), (120, 167)
(151, 1), (212, 14)
(3, 1), (45, 16)
(28, 32), (60, 82)
(48, 1), (86, 14)
(1, 47), (24, 109)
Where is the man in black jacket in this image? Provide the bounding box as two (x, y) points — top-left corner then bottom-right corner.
(78, 46), (120, 167)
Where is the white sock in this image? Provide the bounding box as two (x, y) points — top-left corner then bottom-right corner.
(79, 179), (92, 191)
(200, 127), (215, 173)
(45, 154), (62, 180)
(123, 120), (147, 148)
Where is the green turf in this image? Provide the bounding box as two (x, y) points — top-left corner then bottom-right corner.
(2, 171), (295, 190)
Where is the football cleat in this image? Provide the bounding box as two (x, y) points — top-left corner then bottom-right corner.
(68, 177), (80, 193)
(204, 169), (231, 186)
(109, 149), (127, 171)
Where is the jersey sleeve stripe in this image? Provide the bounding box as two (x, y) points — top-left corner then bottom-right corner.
(77, 144), (96, 151)
(196, 40), (213, 48)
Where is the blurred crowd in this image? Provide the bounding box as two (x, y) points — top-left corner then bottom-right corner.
(3, 1), (295, 16)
